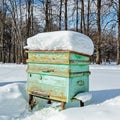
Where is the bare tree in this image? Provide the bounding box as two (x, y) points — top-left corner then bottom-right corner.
(0, 1), (4, 62)
(26, 0), (33, 37)
(96, 0), (101, 64)
(80, 0), (85, 33)
(86, 0), (90, 36)
(0, 0), (7, 63)
(117, 0), (120, 64)
(75, 0), (79, 31)
(59, 0), (63, 30)
(44, 0), (53, 32)
(64, 0), (68, 30)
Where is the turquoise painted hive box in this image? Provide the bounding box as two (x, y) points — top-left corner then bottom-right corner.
(26, 50), (90, 109)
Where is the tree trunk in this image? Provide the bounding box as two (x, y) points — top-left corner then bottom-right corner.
(19, 0), (24, 63)
(1, 0), (5, 63)
(86, 0), (90, 36)
(26, 0), (32, 37)
(96, 0), (101, 64)
(0, 9), (4, 62)
(59, 0), (63, 30)
(45, 0), (49, 32)
(117, 0), (120, 64)
(80, 0), (85, 33)
(31, 0), (34, 35)
(64, 0), (68, 30)
(76, 0), (78, 31)
(49, 1), (52, 31)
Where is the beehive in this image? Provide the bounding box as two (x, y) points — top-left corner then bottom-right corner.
(26, 50), (90, 109)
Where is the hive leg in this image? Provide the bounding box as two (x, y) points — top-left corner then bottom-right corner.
(29, 94), (36, 110)
(47, 99), (52, 104)
(80, 100), (84, 107)
(61, 102), (66, 110)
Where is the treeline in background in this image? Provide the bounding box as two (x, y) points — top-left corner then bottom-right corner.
(0, 0), (120, 64)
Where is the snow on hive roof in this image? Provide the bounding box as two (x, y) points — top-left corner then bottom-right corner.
(24, 31), (94, 56)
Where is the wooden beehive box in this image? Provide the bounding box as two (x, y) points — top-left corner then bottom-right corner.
(26, 50), (90, 109)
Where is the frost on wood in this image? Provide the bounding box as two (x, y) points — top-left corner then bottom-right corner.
(24, 31), (94, 56)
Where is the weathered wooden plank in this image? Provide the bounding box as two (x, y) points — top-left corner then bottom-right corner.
(26, 50), (91, 57)
(27, 63), (90, 77)
(70, 64), (89, 73)
(70, 53), (90, 61)
(27, 63), (70, 77)
(27, 73), (89, 102)
(69, 76), (89, 101)
(27, 73), (68, 102)
(26, 51), (90, 64)
(27, 51), (70, 64)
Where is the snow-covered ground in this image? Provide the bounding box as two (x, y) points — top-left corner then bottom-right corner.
(0, 63), (120, 120)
